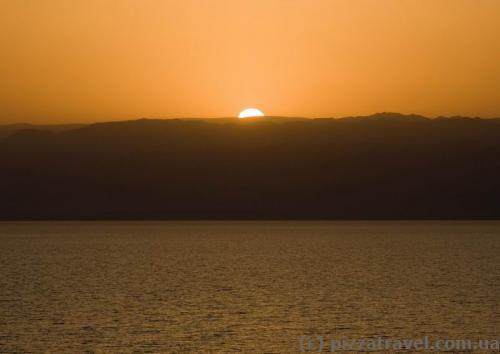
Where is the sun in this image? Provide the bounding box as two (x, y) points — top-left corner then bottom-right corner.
(238, 108), (264, 119)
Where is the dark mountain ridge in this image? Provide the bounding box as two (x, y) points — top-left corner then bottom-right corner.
(1, 114), (499, 219)
(1, 113), (498, 141)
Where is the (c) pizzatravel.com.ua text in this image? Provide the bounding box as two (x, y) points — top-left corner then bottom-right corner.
(299, 335), (500, 352)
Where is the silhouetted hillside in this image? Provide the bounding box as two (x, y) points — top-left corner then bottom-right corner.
(1, 115), (500, 219)
(0, 123), (83, 140)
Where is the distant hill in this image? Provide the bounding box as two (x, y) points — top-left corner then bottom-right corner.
(0, 123), (84, 140)
(1, 114), (499, 219)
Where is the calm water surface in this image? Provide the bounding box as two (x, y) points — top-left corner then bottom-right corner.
(0, 221), (499, 353)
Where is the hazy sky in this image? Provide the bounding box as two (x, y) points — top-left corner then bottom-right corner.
(1, 0), (499, 123)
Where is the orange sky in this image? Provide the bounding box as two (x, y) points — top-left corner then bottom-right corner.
(1, 0), (499, 124)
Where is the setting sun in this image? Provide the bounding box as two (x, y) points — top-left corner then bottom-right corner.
(238, 108), (265, 119)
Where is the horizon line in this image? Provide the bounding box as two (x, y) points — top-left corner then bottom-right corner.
(2, 112), (500, 127)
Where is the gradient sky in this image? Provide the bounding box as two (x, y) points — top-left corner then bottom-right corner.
(1, 0), (499, 124)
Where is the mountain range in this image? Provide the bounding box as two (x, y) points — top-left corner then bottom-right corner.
(1, 113), (499, 219)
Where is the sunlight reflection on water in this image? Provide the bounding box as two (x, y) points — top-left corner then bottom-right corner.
(0, 221), (499, 353)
